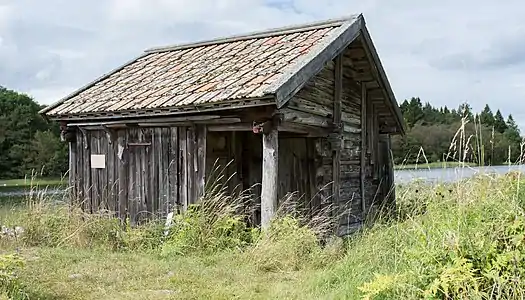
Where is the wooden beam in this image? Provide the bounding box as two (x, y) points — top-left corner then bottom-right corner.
(67, 115), (223, 127)
(332, 54), (343, 205)
(261, 127), (278, 229)
(207, 123), (253, 132)
(360, 83), (367, 213)
(280, 108), (331, 128)
(277, 121), (329, 137)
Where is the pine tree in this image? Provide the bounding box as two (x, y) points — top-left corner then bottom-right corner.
(402, 97), (424, 127)
(479, 104), (495, 127)
(505, 114), (522, 143)
(458, 102), (474, 121)
(494, 110), (508, 133)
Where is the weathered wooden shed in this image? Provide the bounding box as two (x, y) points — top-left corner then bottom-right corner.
(40, 14), (405, 235)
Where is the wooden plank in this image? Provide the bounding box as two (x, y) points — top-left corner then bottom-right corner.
(261, 128), (278, 229)
(168, 127), (179, 213)
(277, 121), (329, 137)
(373, 107), (379, 179)
(332, 54), (343, 206)
(187, 126), (196, 205)
(99, 133), (108, 211)
(280, 108), (331, 128)
(196, 125), (207, 199)
(90, 132), (99, 212)
(179, 127), (188, 211)
(207, 123), (253, 132)
(138, 129), (147, 222)
(128, 129), (138, 225)
(272, 17), (362, 107)
(144, 129), (153, 218)
(154, 128), (162, 215)
(69, 141), (77, 205)
(161, 128), (171, 216)
(137, 117), (241, 127)
(76, 132), (84, 209)
(117, 131), (128, 221)
(67, 115), (223, 127)
(107, 134), (116, 214)
(307, 138), (319, 214)
(360, 84), (367, 214)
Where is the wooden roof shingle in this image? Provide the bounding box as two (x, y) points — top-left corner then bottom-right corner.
(41, 13), (402, 131)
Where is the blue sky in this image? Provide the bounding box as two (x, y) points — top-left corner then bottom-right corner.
(1, 0), (525, 128)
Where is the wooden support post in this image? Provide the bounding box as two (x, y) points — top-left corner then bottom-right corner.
(332, 54), (343, 206)
(261, 127), (278, 229)
(360, 84), (367, 214)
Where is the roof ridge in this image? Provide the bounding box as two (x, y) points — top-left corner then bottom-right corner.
(145, 14), (361, 54)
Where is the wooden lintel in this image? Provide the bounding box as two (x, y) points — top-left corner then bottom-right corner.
(207, 123), (253, 132)
(261, 128), (278, 229)
(277, 121), (328, 137)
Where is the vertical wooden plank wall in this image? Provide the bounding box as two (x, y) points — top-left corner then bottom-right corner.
(71, 125), (206, 224)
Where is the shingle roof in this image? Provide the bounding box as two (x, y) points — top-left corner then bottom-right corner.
(41, 15), (365, 118)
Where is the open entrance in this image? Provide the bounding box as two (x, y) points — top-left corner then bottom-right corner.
(205, 130), (319, 227)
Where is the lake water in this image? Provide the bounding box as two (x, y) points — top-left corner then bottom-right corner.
(394, 164), (525, 184)
(1, 165), (524, 198)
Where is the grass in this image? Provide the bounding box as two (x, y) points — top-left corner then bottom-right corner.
(1, 117), (525, 299)
(0, 171), (525, 299)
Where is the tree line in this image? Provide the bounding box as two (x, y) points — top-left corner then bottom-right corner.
(392, 97), (523, 166)
(0, 86), (67, 179)
(0, 86), (523, 179)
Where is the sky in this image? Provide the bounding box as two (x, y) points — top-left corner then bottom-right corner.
(1, 0), (525, 128)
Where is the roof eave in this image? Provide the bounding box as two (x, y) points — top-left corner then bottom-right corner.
(268, 14), (364, 109)
(359, 22), (406, 136)
(42, 95), (277, 121)
(38, 52), (150, 116)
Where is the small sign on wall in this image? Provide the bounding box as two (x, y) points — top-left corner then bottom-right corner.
(91, 154), (106, 169)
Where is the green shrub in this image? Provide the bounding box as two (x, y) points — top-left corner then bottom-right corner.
(0, 253), (27, 299)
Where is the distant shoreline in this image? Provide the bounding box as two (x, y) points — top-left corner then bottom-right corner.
(0, 178), (65, 190)
(394, 162), (478, 170)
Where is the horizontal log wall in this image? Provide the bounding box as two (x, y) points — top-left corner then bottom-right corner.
(284, 53), (395, 236)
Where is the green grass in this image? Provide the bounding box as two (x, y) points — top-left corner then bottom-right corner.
(394, 161), (478, 170)
(0, 177), (65, 188)
(2, 171), (525, 299)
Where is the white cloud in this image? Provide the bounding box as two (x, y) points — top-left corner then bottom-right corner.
(1, 0), (525, 129)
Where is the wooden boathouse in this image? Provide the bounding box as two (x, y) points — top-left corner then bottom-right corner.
(40, 14), (405, 236)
